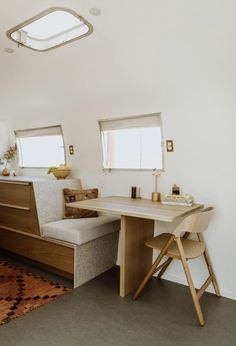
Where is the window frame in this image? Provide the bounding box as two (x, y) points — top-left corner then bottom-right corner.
(15, 125), (66, 169)
(98, 113), (165, 172)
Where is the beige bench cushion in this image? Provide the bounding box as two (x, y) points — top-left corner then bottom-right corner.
(41, 216), (120, 246)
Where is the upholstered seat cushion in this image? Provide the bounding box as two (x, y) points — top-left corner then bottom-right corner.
(41, 216), (120, 246)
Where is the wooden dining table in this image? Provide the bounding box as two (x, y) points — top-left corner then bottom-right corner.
(67, 196), (203, 297)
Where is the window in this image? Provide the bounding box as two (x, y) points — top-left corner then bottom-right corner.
(15, 126), (65, 168)
(99, 114), (164, 170)
(7, 7), (93, 51)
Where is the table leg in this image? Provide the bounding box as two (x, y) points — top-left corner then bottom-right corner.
(120, 215), (154, 297)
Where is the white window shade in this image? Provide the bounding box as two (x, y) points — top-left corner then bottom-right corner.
(99, 113), (162, 131)
(15, 125), (62, 138)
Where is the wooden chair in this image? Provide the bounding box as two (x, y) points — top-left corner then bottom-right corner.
(133, 207), (220, 326)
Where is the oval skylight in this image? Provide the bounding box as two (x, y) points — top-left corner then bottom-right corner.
(7, 7), (93, 51)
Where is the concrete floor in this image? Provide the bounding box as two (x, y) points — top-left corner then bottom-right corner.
(0, 254), (236, 346)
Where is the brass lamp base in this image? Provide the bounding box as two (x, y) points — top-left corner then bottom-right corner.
(152, 192), (161, 202)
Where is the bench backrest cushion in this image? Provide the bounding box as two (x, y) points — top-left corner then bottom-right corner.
(33, 179), (82, 229)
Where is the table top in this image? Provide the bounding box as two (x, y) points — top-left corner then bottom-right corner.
(67, 196), (203, 222)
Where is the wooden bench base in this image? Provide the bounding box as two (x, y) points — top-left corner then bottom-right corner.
(0, 228), (74, 275)
(0, 228), (119, 288)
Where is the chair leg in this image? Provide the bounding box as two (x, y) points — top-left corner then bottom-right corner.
(157, 258), (173, 279)
(197, 233), (221, 297)
(133, 235), (175, 301)
(176, 237), (205, 326)
(157, 232), (190, 279)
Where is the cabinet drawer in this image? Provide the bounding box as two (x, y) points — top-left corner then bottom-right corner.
(0, 182), (31, 209)
(0, 229), (74, 274)
(0, 205), (39, 235)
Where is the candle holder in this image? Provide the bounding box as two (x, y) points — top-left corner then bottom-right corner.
(152, 191), (161, 202)
(152, 171), (161, 202)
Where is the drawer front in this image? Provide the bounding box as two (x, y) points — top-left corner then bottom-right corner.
(0, 206), (39, 235)
(0, 229), (74, 274)
(0, 182), (31, 209)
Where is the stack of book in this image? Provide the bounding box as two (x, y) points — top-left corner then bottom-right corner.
(161, 194), (194, 206)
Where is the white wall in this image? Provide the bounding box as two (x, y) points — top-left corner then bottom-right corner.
(4, 0), (236, 299)
(0, 120), (13, 166)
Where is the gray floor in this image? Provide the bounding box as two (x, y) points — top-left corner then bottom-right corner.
(0, 254), (236, 346)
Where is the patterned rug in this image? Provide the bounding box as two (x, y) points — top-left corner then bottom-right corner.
(0, 260), (72, 325)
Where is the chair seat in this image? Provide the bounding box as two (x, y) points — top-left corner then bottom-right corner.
(146, 233), (206, 259)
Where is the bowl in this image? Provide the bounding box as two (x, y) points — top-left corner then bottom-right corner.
(52, 165), (71, 179)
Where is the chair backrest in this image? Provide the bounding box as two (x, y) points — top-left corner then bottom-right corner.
(173, 207), (214, 237)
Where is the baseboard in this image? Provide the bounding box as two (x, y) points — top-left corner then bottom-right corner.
(162, 272), (236, 301)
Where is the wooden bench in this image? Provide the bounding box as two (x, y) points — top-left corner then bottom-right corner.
(0, 177), (120, 287)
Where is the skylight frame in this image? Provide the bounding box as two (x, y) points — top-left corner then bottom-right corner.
(6, 7), (93, 52)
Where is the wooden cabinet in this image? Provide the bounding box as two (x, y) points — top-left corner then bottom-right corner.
(0, 181), (31, 208)
(0, 180), (40, 235)
(0, 178), (76, 279)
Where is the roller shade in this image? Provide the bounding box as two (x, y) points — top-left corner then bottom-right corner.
(99, 113), (161, 131)
(15, 125), (62, 138)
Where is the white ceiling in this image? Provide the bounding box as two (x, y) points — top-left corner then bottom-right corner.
(1, 1), (236, 127)
(0, 0), (164, 124)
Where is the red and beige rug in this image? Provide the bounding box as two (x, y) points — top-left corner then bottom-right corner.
(0, 260), (72, 325)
